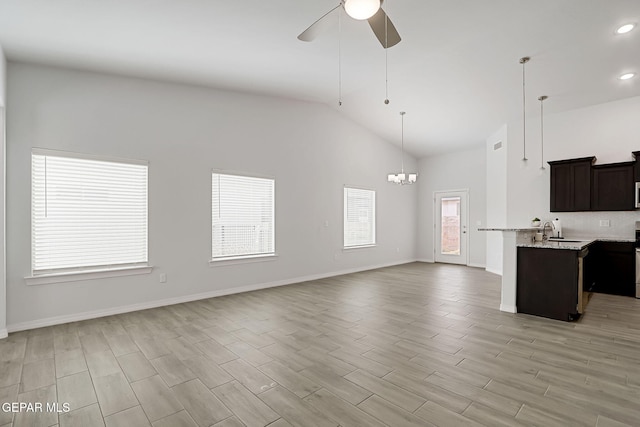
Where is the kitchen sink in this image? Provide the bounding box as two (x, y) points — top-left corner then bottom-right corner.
(548, 238), (586, 242)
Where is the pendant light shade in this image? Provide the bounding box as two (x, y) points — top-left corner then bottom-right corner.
(344, 0), (381, 20)
(388, 112), (418, 185)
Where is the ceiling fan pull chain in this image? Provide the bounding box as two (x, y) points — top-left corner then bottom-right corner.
(338, 8), (343, 106)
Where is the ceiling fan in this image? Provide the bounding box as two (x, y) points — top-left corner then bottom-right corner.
(298, 0), (401, 49)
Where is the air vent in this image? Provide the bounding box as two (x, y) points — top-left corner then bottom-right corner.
(494, 141), (503, 151)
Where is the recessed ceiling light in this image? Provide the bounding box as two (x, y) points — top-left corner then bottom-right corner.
(619, 73), (636, 80)
(616, 23), (636, 34)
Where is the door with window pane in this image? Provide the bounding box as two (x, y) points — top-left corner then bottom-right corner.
(434, 190), (468, 265)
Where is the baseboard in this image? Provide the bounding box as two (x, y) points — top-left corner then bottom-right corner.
(467, 263), (486, 269)
(6, 259), (418, 333)
(500, 304), (517, 313)
(416, 258), (434, 263)
(485, 267), (503, 276)
(0, 328), (7, 339)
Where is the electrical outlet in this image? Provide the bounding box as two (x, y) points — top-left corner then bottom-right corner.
(159, 273), (167, 283)
(599, 220), (610, 227)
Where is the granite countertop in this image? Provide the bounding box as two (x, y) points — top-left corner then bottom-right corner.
(518, 237), (635, 250)
(478, 227), (540, 232)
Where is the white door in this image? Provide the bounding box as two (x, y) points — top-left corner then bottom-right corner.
(434, 190), (468, 265)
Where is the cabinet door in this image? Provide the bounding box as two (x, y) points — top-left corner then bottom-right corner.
(592, 164), (634, 211)
(550, 163), (573, 211)
(572, 162), (592, 211)
(593, 242), (635, 296)
(517, 247), (579, 321)
(549, 159), (592, 212)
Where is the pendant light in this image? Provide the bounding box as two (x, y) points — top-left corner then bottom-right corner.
(538, 95), (548, 170)
(519, 56), (530, 162)
(388, 112), (417, 184)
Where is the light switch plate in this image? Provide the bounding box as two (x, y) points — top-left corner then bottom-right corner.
(599, 219), (610, 227)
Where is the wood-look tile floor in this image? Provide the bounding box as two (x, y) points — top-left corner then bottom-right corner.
(1, 262), (640, 426)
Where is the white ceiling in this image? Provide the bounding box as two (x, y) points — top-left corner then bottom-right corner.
(1, 0), (639, 157)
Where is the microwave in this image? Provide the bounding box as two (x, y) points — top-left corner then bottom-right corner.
(636, 182), (640, 208)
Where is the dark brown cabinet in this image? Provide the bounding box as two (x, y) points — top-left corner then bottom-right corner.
(517, 247), (587, 321)
(549, 157), (594, 212)
(590, 241), (635, 297)
(591, 162), (635, 211)
(633, 151), (640, 181)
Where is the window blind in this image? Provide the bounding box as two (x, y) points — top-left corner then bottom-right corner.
(212, 173), (275, 259)
(344, 187), (376, 247)
(31, 152), (148, 274)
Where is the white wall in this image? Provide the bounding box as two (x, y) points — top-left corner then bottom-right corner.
(506, 96), (640, 235)
(6, 62), (418, 330)
(417, 146), (486, 267)
(0, 44), (6, 338)
(485, 125), (508, 275)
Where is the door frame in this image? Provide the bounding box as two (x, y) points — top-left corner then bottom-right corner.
(433, 189), (469, 266)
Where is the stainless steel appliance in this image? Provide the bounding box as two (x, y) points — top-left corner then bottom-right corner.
(635, 222), (640, 298)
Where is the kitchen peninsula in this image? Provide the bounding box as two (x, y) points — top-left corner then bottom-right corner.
(481, 227), (635, 321)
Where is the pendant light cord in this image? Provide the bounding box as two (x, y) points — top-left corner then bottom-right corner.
(539, 95), (547, 170)
(522, 60), (527, 161)
(338, 9), (342, 106)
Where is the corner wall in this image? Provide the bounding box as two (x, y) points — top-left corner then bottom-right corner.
(485, 125), (507, 275)
(0, 45), (6, 338)
(417, 146), (487, 267)
(6, 62), (418, 330)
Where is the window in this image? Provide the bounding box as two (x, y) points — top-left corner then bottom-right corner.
(31, 150), (148, 275)
(212, 172), (275, 260)
(344, 187), (376, 248)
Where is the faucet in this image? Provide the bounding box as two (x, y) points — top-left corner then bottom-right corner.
(542, 221), (555, 240)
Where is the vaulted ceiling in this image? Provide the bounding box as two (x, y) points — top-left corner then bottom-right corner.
(1, 0), (639, 157)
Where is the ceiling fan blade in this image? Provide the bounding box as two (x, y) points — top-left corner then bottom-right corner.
(367, 8), (401, 48)
(298, 4), (342, 42)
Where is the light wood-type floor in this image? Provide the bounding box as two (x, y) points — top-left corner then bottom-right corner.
(1, 262), (640, 427)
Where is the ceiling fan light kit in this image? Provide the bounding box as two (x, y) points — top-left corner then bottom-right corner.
(297, 0), (400, 49)
(344, 0), (381, 20)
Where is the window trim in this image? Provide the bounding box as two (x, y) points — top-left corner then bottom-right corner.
(25, 265), (153, 286)
(208, 253), (278, 267)
(211, 170), (276, 262)
(32, 147), (148, 166)
(30, 148), (150, 277)
(343, 185), (377, 249)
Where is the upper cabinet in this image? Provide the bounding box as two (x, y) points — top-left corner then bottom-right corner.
(549, 157), (594, 212)
(591, 162), (635, 211)
(549, 154), (637, 212)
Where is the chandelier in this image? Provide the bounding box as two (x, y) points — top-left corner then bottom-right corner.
(388, 111), (417, 185)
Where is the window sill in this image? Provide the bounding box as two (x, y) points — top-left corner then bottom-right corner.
(343, 244), (377, 251)
(209, 253), (278, 267)
(25, 265), (154, 286)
